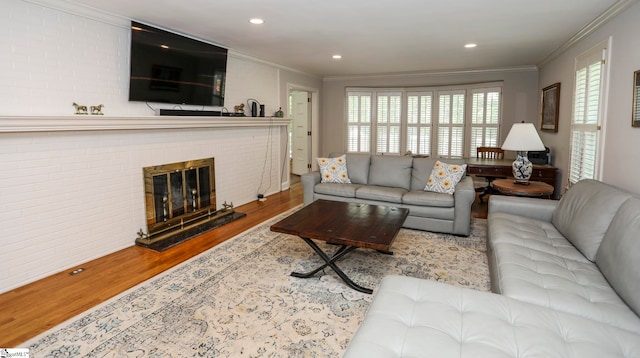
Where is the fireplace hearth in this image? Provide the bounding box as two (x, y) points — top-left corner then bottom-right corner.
(136, 158), (245, 251)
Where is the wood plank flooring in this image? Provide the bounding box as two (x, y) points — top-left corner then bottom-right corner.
(0, 181), (488, 347)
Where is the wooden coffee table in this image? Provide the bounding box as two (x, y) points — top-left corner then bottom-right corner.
(270, 199), (409, 294)
(492, 178), (554, 198)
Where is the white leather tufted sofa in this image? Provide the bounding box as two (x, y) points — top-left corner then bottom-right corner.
(344, 180), (640, 357)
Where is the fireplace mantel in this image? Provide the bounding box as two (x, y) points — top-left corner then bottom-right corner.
(0, 116), (290, 133)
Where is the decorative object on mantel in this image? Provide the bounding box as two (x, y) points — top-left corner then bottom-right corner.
(72, 102), (88, 115)
(90, 104), (104, 115)
(632, 69), (640, 127)
(275, 107), (284, 117)
(540, 82), (560, 132)
(501, 122), (546, 184)
(234, 103), (245, 115)
(247, 98), (265, 117)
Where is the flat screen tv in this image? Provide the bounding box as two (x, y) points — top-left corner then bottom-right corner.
(129, 21), (227, 106)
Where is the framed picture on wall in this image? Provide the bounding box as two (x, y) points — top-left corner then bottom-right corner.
(540, 82), (560, 132)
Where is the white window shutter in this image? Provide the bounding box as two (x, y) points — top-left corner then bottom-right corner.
(436, 90), (465, 158)
(569, 46), (605, 185)
(406, 92), (432, 156)
(346, 92), (372, 153)
(376, 92), (402, 154)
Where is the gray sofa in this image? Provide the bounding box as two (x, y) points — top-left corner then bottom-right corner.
(344, 179), (640, 357)
(301, 153), (475, 236)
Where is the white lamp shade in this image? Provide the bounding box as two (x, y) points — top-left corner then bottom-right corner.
(501, 123), (546, 151)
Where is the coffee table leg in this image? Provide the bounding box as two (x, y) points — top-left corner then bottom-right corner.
(292, 237), (373, 294)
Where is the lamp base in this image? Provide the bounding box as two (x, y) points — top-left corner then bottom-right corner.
(512, 151), (533, 182)
(512, 180), (531, 185)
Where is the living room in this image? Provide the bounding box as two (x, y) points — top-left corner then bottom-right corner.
(2, 0), (640, 355)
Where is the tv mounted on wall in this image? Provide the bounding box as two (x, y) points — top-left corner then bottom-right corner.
(129, 21), (227, 107)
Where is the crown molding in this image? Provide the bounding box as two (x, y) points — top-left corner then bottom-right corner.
(322, 65), (539, 82)
(538, 0), (639, 68)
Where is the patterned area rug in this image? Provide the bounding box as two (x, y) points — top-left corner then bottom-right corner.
(25, 209), (489, 357)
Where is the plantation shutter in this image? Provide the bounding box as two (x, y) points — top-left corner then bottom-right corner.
(376, 92), (402, 154)
(436, 90), (465, 158)
(568, 46), (606, 185)
(406, 92), (433, 156)
(469, 88), (501, 157)
(346, 91), (372, 153)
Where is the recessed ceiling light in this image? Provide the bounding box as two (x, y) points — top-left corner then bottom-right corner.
(160, 44), (169, 49)
(332, 55), (342, 59)
(249, 18), (264, 25)
(464, 43), (477, 48)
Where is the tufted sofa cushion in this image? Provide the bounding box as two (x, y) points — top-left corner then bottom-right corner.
(489, 210), (640, 334)
(596, 197), (640, 317)
(344, 276), (640, 358)
(552, 179), (632, 261)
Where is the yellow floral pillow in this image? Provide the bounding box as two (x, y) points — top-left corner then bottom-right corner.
(424, 161), (467, 194)
(317, 155), (351, 183)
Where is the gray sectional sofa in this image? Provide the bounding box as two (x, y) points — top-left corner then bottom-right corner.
(301, 153), (475, 236)
(344, 179), (640, 357)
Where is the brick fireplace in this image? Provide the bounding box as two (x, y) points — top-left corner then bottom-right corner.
(0, 116), (290, 292)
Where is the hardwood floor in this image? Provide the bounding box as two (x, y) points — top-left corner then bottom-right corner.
(0, 182), (488, 347)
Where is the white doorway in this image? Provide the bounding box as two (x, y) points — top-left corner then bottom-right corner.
(289, 89), (312, 175)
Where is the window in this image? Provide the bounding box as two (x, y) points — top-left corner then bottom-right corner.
(376, 92), (402, 154)
(406, 92), (432, 156)
(436, 90), (465, 157)
(346, 92), (372, 153)
(346, 83), (502, 158)
(469, 88), (501, 157)
(568, 41), (608, 186)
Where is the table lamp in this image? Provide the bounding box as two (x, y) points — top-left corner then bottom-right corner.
(501, 122), (546, 184)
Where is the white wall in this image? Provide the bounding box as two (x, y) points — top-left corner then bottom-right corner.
(0, 0), (321, 293)
(321, 69), (539, 157)
(538, 2), (640, 194)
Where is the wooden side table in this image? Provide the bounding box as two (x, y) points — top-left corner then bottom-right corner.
(491, 179), (554, 198)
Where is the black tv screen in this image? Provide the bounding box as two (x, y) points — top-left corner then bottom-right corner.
(129, 21), (227, 106)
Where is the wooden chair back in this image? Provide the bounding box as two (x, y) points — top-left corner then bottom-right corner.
(476, 146), (504, 159)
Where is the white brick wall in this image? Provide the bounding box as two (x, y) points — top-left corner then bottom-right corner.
(0, 0), (305, 292)
(0, 126), (286, 292)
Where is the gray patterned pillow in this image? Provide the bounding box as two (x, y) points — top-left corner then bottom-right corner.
(317, 155), (351, 183)
(424, 161), (467, 194)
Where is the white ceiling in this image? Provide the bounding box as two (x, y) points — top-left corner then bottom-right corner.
(69, 0), (629, 77)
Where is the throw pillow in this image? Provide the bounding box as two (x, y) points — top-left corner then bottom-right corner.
(424, 161), (467, 194)
(317, 155), (351, 183)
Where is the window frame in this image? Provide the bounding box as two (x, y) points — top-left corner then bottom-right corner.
(345, 82), (503, 158)
(567, 39), (610, 186)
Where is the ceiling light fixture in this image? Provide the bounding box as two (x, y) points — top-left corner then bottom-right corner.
(332, 55), (342, 59)
(464, 43), (477, 48)
(249, 18), (264, 25)
(160, 44), (169, 49)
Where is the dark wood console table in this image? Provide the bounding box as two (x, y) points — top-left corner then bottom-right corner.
(466, 158), (559, 199)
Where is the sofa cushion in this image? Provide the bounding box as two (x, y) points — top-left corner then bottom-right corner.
(596, 197), (640, 317)
(489, 212), (589, 263)
(330, 153), (371, 185)
(424, 161), (467, 194)
(317, 155), (351, 183)
(343, 276), (640, 358)
(356, 185), (406, 203)
(368, 155), (413, 191)
(410, 157), (438, 190)
(402, 190), (454, 208)
(314, 183), (361, 198)
(551, 179), (632, 261)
